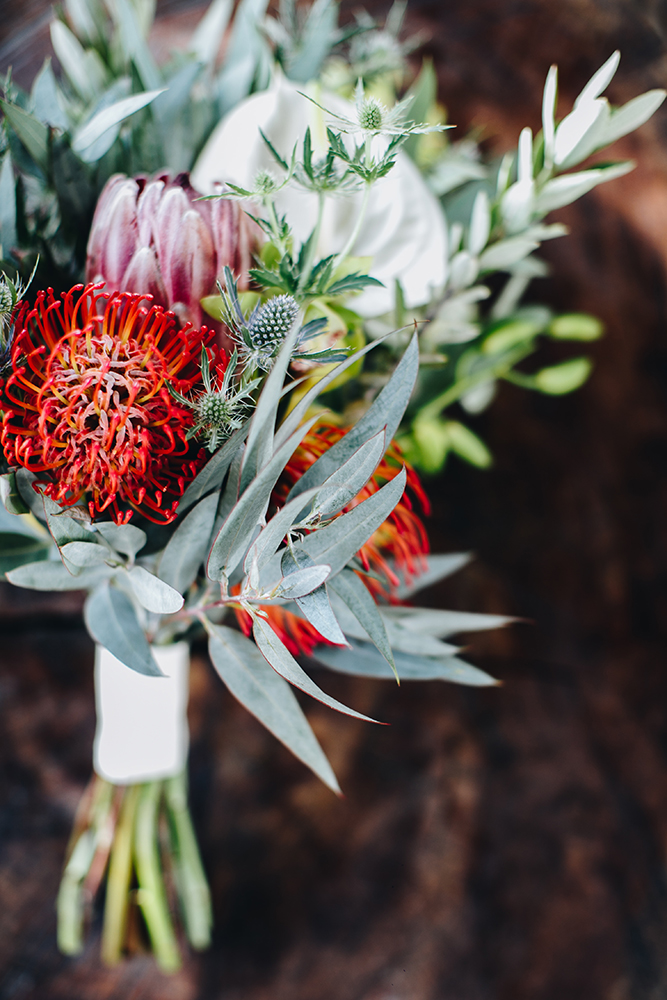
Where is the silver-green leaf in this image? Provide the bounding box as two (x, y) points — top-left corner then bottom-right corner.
(84, 582), (163, 676)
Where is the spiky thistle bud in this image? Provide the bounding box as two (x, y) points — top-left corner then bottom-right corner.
(248, 295), (299, 351)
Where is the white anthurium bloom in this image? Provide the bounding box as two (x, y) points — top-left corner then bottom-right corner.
(191, 72), (448, 317)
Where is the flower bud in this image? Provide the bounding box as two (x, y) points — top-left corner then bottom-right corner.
(86, 172), (259, 328)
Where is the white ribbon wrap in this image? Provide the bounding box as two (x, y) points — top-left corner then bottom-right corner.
(93, 643), (190, 785)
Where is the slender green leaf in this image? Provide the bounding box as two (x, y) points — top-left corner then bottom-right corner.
(298, 468), (407, 577)
(382, 606), (515, 637)
(328, 569), (396, 677)
(110, 0), (162, 91)
(252, 616), (380, 721)
(314, 639), (499, 685)
(602, 89), (666, 146)
(395, 553), (471, 598)
(275, 563), (331, 599)
(158, 491), (219, 594)
(240, 320), (302, 493)
(207, 414), (320, 581)
(0, 101), (49, 172)
(208, 624), (340, 793)
(0, 473), (29, 516)
(312, 430), (386, 519)
(178, 424), (248, 513)
(72, 89), (166, 160)
(84, 582), (162, 676)
(189, 0), (233, 67)
(281, 546), (346, 643)
(244, 484), (331, 576)
(0, 153), (17, 255)
(287, 335), (418, 500)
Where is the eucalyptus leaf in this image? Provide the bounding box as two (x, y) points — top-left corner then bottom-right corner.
(126, 566), (184, 614)
(252, 616), (379, 722)
(111, 0), (162, 91)
(478, 237), (539, 273)
(285, 0), (337, 82)
(30, 59), (69, 130)
(94, 522), (147, 557)
(0, 473), (29, 516)
(534, 162), (634, 214)
(60, 541), (113, 567)
(158, 491), (219, 594)
(43, 496), (91, 547)
(298, 468), (407, 577)
(0, 534), (50, 576)
(313, 639), (499, 686)
(208, 624), (340, 793)
(216, 0), (270, 114)
(84, 582), (163, 676)
(7, 560), (110, 591)
(287, 335), (418, 500)
(49, 20), (107, 102)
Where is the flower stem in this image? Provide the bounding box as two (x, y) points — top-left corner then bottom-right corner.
(101, 785), (140, 966)
(297, 192), (325, 297)
(335, 180), (371, 269)
(134, 781), (181, 973)
(57, 778), (114, 955)
(164, 772), (212, 950)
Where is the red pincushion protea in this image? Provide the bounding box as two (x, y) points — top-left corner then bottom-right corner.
(0, 283), (217, 524)
(235, 416), (431, 655)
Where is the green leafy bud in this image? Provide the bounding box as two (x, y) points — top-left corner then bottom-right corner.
(548, 313), (604, 341)
(358, 98), (384, 132)
(534, 357), (592, 394)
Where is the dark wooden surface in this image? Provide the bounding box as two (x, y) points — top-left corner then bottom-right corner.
(3, 1), (667, 997)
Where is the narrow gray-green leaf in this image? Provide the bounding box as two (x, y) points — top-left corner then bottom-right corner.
(158, 491), (219, 594)
(240, 320), (301, 493)
(298, 468), (407, 577)
(111, 0), (162, 91)
(312, 430), (386, 519)
(178, 424), (248, 512)
(7, 560), (110, 591)
(94, 521), (147, 557)
(281, 547), (347, 644)
(252, 616), (380, 722)
(207, 414), (320, 581)
(43, 496), (91, 547)
(72, 89), (165, 159)
(395, 553), (471, 598)
(314, 639), (499, 686)
(30, 59), (69, 129)
(208, 624), (340, 793)
(274, 564), (331, 599)
(84, 582), (162, 676)
(328, 569), (396, 678)
(602, 90), (666, 146)
(216, 0), (270, 114)
(382, 606), (515, 637)
(0, 472), (29, 516)
(287, 335), (418, 500)
(126, 566), (184, 614)
(275, 332), (393, 450)
(0, 535), (50, 576)
(243, 484), (330, 575)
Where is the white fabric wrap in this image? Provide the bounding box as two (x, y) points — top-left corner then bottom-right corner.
(93, 642), (190, 785)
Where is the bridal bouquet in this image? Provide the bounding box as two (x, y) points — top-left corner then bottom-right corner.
(0, 0), (663, 971)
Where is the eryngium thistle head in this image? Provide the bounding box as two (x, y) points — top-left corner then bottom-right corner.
(248, 295), (299, 349)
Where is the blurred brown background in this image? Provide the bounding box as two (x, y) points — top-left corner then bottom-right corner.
(3, 1), (667, 997)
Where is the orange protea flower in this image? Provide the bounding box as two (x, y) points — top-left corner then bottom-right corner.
(235, 415), (431, 655)
(0, 283), (217, 524)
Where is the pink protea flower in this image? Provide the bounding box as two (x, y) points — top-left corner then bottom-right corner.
(85, 172), (258, 328)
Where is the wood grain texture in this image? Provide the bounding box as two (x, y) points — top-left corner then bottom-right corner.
(3, 1), (667, 997)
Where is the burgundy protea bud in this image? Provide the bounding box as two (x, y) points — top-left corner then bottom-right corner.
(85, 172), (258, 328)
